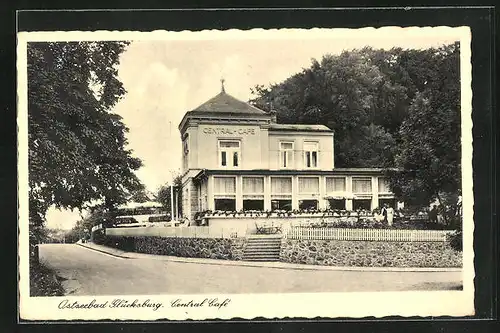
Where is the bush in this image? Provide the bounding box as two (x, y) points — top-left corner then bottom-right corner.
(448, 229), (463, 252)
(94, 229), (106, 244)
(30, 263), (65, 297)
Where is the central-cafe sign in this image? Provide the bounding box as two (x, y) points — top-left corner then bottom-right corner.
(202, 127), (256, 135)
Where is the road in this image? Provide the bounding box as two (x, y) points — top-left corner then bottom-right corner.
(39, 244), (462, 295)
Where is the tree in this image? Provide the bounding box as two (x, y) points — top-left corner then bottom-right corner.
(64, 206), (113, 243)
(250, 48), (407, 167)
(250, 43), (459, 174)
(128, 185), (151, 203)
(156, 175), (183, 216)
(28, 41), (143, 244)
(388, 42), (461, 214)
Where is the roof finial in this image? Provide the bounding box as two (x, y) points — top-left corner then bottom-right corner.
(220, 78), (225, 93)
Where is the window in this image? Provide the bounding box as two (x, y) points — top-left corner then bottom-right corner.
(353, 199), (371, 210)
(243, 177), (264, 211)
(352, 177), (372, 193)
(243, 177), (264, 194)
(326, 177), (346, 193)
(299, 199), (318, 210)
(183, 139), (189, 155)
(298, 177), (320, 194)
(214, 177), (236, 211)
(271, 177), (292, 210)
(303, 141), (319, 168)
(215, 199), (236, 211)
(182, 138), (189, 170)
(219, 140), (240, 168)
(378, 177), (391, 193)
(214, 177), (236, 194)
(328, 199), (346, 210)
(271, 177), (292, 194)
(279, 141), (294, 168)
(271, 200), (292, 211)
(243, 199), (264, 211)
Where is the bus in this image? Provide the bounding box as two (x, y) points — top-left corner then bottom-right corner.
(112, 201), (170, 227)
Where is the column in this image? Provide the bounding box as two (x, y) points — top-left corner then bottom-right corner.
(207, 176), (214, 210)
(264, 175), (271, 211)
(319, 175), (327, 209)
(371, 176), (379, 210)
(345, 175), (353, 210)
(292, 175), (299, 210)
(236, 175), (243, 211)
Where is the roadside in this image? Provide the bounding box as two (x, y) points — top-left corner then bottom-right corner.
(78, 241), (462, 273)
(29, 262), (65, 297)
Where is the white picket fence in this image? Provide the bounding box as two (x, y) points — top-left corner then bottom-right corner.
(284, 227), (452, 242)
(105, 226), (243, 239)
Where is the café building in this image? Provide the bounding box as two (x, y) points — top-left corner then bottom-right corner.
(178, 85), (399, 222)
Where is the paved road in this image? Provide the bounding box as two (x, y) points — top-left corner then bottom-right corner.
(39, 244), (462, 296)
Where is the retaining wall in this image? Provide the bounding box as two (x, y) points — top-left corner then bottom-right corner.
(280, 239), (462, 268)
(99, 234), (245, 260)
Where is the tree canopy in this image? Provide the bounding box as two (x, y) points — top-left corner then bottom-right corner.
(250, 42), (461, 207)
(28, 41), (143, 238)
(389, 42), (461, 208)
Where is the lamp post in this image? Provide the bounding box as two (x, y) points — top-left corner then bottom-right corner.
(170, 184), (174, 222)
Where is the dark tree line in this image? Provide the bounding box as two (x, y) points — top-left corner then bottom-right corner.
(250, 42), (461, 208)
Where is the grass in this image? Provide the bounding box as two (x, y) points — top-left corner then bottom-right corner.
(29, 262), (65, 297)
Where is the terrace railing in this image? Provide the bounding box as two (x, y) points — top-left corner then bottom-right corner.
(284, 227), (452, 242)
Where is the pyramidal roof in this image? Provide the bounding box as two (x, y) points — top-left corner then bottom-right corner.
(190, 91), (268, 116)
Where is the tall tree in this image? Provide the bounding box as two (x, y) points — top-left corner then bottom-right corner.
(388, 42), (461, 210)
(250, 44), (459, 172)
(28, 41), (143, 243)
(250, 49), (403, 167)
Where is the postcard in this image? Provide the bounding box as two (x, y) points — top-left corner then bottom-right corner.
(18, 26), (474, 321)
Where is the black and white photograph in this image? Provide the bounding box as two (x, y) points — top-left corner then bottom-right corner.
(18, 26), (474, 320)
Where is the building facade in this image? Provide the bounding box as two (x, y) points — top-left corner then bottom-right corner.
(178, 88), (398, 222)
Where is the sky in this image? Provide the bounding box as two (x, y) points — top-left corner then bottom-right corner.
(44, 27), (462, 230)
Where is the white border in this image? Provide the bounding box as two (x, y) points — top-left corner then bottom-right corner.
(17, 27), (474, 320)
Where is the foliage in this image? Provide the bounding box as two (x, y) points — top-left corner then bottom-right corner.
(155, 175), (183, 214)
(28, 41), (143, 243)
(389, 42), (461, 208)
(250, 42), (461, 209)
(128, 185), (151, 203)
(65, 205), (115, 243)
(448, 229), (463, 252)
(30, 263), (65, 297)
(250, 47), (410, 167)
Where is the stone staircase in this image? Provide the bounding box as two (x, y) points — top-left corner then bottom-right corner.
(243, 235), (282, 262)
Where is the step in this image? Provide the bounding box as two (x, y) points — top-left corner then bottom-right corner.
(246, 241), (282, 245)
(244, 245), (281, 250)
(245, 243), (281, 248)
(243, 257), (280, 261)
(243, 251), (280, 256)
(243, 254), (280, 260)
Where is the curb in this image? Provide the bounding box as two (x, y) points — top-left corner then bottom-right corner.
(77, 242), (131, 259)
(76, 243), (462, 273)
